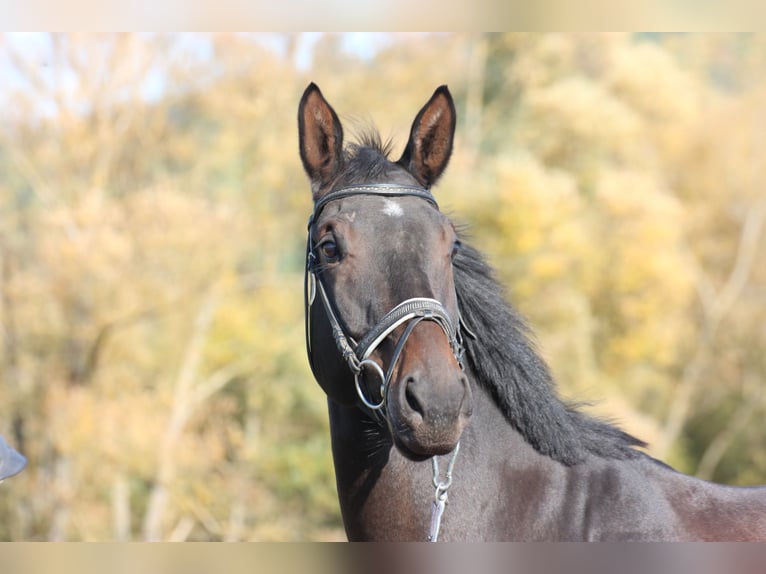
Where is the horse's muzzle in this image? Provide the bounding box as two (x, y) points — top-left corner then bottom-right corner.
(386, 324), (473, 457)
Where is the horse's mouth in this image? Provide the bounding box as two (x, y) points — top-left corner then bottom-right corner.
(388, 415), (467, 460)
(390, 437), (434, 462)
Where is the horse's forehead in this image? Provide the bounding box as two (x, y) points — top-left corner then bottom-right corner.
(381, 198), (405, 218)
(341, 195), (444, 230)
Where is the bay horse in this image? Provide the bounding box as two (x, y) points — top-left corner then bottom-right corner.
(298, 82), (766, 541)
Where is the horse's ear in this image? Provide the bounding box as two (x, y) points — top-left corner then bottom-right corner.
(298, 83), (344, 197)
(398, 85), (456, 189)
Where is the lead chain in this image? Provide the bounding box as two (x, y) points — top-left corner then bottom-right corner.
(427, 442), (460, 542)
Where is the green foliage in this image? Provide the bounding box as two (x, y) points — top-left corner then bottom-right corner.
(0, 33), (764, 541)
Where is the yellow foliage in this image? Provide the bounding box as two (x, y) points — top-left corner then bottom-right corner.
(593, 169), (695, 370)
(520, 76), (645, 180)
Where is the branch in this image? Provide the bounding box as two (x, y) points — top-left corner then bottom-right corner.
(141, 283), (249, 541)
(142, 286), (219, 541)
(189, 360), (250, 409)
(0, 132), (83, 242)
(463, 34), (489, 168)
(655, 195), (766, 459)
(695, 373), (762, 481)
(111, 474), (131, 541)
(709, 197), (766, 327)
(167, 515), (196, 542)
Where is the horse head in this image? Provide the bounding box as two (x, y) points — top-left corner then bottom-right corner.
(299, 83), (472, 458)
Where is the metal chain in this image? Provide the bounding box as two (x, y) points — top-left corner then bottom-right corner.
(427, 442), (460, 542)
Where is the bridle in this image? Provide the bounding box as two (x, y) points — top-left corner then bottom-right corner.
(304, 183), (467, 542)
(304, 184), (466, 416)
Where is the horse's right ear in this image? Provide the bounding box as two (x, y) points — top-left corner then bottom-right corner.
(298, 83), (344, 198)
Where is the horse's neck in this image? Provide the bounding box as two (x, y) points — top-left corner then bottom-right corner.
(327, 375), (766, 541)
(326, 373), (567, 541)
(326, 369), (543, 481)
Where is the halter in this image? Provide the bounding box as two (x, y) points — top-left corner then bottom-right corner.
(305, 184), (466, 415)
(304, 183), (466, 542)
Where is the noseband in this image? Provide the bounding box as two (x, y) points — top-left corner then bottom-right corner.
(304, 184), (466, 415)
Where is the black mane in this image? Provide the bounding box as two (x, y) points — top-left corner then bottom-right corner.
(334, 132), (405, 188)
(350, 129), (395, 158)
(453, 242), (646, 465)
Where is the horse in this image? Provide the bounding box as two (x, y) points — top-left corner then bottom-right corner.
(297, 82), (766, 541)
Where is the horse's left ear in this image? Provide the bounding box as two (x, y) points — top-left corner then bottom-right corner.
(398, 85), (456, 189)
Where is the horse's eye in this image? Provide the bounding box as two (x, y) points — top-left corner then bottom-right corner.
(320, 240), (339, 261)
(451, 240), (462, 260)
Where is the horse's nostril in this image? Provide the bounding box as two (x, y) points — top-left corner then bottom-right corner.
(405, 379), (424, 416)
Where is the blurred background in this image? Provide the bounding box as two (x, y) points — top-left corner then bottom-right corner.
(0, 33), (764, 541)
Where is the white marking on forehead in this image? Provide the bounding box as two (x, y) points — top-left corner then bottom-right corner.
(382, 199), (404, 218)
